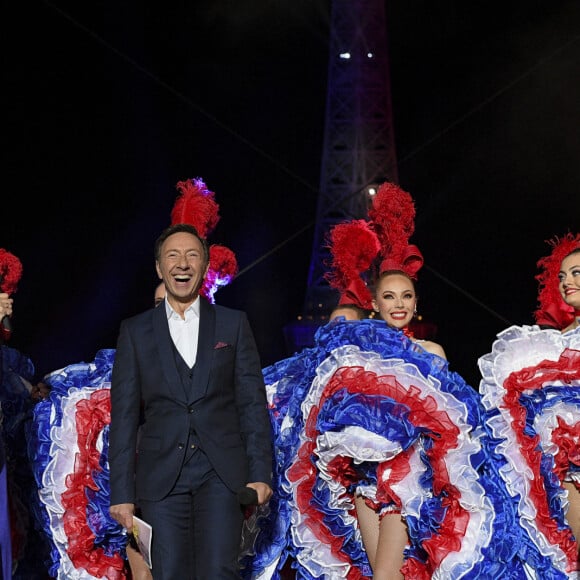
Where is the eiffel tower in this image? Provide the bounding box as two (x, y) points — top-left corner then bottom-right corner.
(284, 0), (398, 352)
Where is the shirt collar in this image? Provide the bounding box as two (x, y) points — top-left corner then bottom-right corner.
(163, 296), (201, 320)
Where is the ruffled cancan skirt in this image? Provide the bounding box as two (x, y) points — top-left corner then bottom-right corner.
(241, 319), (510, 580)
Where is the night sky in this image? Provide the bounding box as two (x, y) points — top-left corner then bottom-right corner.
(4, 0), (580, 387)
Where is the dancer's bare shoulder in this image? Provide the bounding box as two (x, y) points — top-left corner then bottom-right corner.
(414, 339), (447, 360)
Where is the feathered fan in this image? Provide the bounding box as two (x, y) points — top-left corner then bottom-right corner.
(0, 249), (23, 295)
(0, 248), (23, 335)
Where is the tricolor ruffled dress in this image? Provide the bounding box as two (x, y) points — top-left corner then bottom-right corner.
(479, 325), (580, 579)
(240, 319), (513, 579)
(25, 324), (580, 579)
(27, 349), (129, 579)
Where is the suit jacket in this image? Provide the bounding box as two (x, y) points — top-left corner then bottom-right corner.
(108, 298), (273, 504)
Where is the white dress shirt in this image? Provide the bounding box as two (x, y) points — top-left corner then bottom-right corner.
(163, 296), (200, 368)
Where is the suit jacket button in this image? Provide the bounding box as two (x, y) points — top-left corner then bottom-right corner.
(178, 443), (184, 450)
(188, 407), (194, 414)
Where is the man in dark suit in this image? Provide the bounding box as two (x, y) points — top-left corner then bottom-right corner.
(109, 223), (273, 579)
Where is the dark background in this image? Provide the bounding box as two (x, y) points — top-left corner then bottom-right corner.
(4, 0), (580, 387)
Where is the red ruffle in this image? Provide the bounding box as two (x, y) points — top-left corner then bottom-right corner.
(502, 348), (580, 565)
(60, 389), (125, 578)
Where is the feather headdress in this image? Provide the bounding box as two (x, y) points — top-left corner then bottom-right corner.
(324, 220), (380, 310)
(0, 248), (23, 295)
(201, 245), (239, 304)
(325, 181), (424, 310)
(171, 177), (220, 237)
(169, 177), (237, 304)
(367, 182), (423, 279)
(534, 232), (580, 329)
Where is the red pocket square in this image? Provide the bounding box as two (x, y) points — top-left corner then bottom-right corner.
(214, 341), (230, 349)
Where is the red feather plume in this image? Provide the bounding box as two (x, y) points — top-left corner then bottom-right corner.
(325, 220), (381, 310)
(0, 249), (23, 295)
(367, 182), (423, 279)
(534, 232), (580, 329)
(201, 245), (239, 304)
(170, 177), (220, 237)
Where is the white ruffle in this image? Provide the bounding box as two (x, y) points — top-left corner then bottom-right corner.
(478, 325), (580, 578)
(39, 385), (107, 579)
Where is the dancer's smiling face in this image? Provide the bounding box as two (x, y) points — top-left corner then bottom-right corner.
(559, 249), (580, 310)
(372, 271), (416, 329)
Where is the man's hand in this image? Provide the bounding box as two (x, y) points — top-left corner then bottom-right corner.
(246, 482), (273, 505)
(0, 293), (13, 319)
(110, 502), (136, 531)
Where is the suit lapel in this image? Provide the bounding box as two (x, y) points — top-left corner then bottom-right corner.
(189, 298), (215, 404)
(153, 302), (188, 403)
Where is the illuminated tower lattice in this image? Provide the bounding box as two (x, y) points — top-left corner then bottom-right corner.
(303, 0), (398, 315)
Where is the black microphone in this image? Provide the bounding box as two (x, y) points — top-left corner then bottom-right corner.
(1, 315), (12, 332)
(237, 486), (258, 506)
